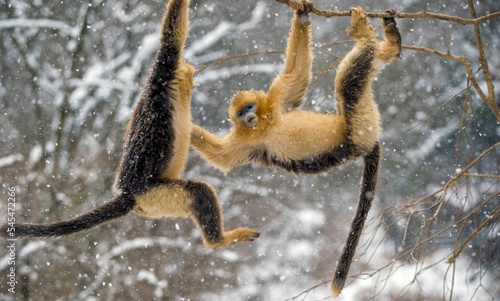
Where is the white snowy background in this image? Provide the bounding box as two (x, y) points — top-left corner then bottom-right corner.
(0, 0), (498, 300)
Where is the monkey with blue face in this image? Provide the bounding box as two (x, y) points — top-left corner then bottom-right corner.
(191, 6), (401, 296)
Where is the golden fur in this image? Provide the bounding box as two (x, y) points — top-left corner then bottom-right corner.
(191, 7), (401, 172)
(157, 63), (194, 180)
(191, 6), (401, 296)
(113, 0), (259, 248)
(1, 0), (259, 249)
(191, 6), (316, 171)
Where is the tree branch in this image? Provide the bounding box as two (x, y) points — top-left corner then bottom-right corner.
(467, 0), (497, 118)
(403, 45), (500, 121)
(274, 0), (500, 25)
(274, 0), (500, 121)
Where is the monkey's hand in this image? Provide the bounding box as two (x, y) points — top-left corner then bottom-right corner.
(297, 0), (313, 25)
(191, 124), (254, 173)
(190, 124), (229, 169)
(190, 124), (217, 150)
(382, 9), (402, 57)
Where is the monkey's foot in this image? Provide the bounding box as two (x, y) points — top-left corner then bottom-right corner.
(381, 9), (402, 53)
(382, 9), (397, 25)
(206, 227), (260, 248)
(347, 6), (376, 40)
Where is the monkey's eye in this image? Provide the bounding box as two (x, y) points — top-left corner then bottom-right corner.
(246, 104), (255, 111)
(237, 103), (256, 119)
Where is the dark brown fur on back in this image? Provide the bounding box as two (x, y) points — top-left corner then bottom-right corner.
(115, 0), (186, 196)
(0, 0), (188, 238)
(2, 0), (260, 248)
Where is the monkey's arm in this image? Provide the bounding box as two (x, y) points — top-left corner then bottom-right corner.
(267, 7), (312, 112)
(191, 124), (253, 172)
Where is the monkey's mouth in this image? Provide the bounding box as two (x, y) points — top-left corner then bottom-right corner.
(246, 115), (258, 128)
(245, 113), (259, 128)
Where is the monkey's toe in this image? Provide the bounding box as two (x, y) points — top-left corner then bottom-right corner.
(349, 6), (365, 24)
(235, 228), (260, 242)
(230, 227), (260, 244)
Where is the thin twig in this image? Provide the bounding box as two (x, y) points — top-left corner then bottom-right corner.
(275, 0), (500, 122)
(447, 202), (500, 263)
(403, 45), (500, 121)
(467, 0), (497, 119)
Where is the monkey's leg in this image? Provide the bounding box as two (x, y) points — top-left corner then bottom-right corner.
(377, 9), (402, 63)
(331, 143), (381, 297)
(134, 180), (260, 248)
(187, 180), (260, 248)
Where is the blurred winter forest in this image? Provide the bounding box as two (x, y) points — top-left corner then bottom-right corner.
(0, 0), (498, 300)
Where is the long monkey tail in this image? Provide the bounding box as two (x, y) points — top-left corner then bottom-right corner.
(331, 142), (381, 297)
(0, 195), (135, 238)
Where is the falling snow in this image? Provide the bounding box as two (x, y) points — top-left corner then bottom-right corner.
(0, 0), (498, 300)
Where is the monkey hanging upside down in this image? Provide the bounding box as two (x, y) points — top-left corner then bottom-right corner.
(190, 5), (401, 296)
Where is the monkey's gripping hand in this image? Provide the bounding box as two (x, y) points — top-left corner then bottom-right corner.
(382, 9), (402, 59)
(297, 0), (313, 25)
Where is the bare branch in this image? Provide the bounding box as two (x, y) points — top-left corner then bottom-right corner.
(403, 45), (500, 121)
(274, 0), (500, 121)
(274, 0), (500, 25)
(467, 0), (497, 117)
(447, 196), (500, 263)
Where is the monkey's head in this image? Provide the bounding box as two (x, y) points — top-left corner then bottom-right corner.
(229, 90), (269, 131)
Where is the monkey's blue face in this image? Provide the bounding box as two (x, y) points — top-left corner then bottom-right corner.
(237, 103), (256, 119)
(237, 103), (258, 128)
